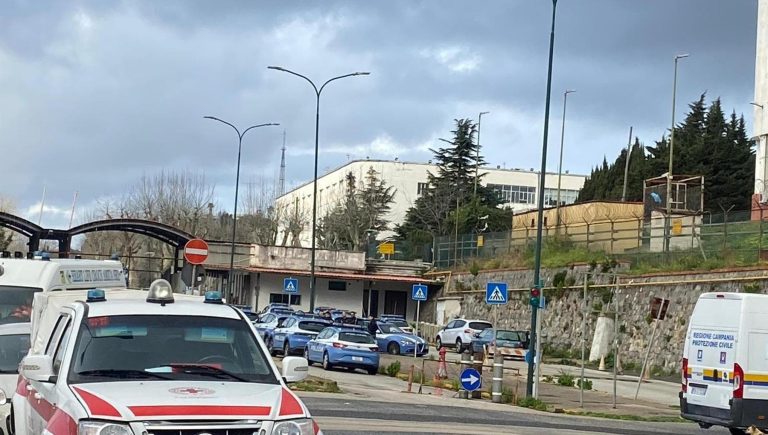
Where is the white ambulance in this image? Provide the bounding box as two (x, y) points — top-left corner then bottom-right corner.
(12, 280), (320, 435)
(680, 292), (768, 434)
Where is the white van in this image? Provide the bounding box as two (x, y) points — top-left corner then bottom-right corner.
(0, 257), (126, 323)
(680, 292), (768, 434)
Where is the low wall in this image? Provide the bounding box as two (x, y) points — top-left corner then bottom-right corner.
(422, 266), (768, 372)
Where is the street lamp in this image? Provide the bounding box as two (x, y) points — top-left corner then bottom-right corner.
(474, 111), (490, 197)
(204, 116), (279, 302)
(555, 89), (575, 230)
(664, 53), (689, 252)
(529, 0), (559, 398)
(267, 66), (370, 312)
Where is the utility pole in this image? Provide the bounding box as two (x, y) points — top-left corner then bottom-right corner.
(621, 126), (633, 202)
(474, 111), (490, 197)
(279, 130), (287, 196)
(665, 54), (689, 252)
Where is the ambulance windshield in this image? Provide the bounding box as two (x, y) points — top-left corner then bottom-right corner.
(69, 315), (278, 384)
(0, 286), (41, 325)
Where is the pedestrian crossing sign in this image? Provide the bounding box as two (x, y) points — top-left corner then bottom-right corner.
(412, 284), (428, 301)
(485, 282), (508, 305)
(283, 278), (299, 294)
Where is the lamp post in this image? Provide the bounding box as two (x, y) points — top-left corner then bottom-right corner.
(753, 102), (766, 197)
(555, 89), (575, 230)
(267, 66), (370, 312)
(204, 116), (279, 302)
(528, 0), (559, 398)
(664, 53), (688, 252)
(474, 111), (490, 197)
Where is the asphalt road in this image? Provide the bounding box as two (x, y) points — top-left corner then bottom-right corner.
(303, 395), (729, 435)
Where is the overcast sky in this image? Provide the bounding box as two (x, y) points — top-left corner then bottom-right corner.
(0, 0), (759, 229)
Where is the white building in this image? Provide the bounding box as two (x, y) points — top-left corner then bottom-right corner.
(755, 0), (768, 204)
(275, 159), (586, 246)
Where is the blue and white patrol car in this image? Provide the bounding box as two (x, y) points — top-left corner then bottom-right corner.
(375, 323), (428, 356)
(272, 316), (332, 356)
(305, 327), (379, 375)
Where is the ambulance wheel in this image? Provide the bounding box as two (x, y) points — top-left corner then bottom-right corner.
(322, 352), (333, 370)
(388, 342), (400, 355)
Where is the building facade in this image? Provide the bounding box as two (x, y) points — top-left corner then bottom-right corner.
(275, 159), (586, 246)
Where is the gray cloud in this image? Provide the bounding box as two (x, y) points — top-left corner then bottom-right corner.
(0, 0), (758, 229)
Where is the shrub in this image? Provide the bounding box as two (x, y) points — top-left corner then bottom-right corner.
(501, 386), (516, 404)
(552, 270), (568, 288)
(469, 261), (480, 277)
(386, 361), (401, 377)
(557, 371), (575, 387)
(743, 282), (762, 294)
(576, 378), (593, 390)
(542, 374), (554, 383)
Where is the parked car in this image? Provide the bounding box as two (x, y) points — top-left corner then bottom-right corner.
(380, 315), (414, 334)
(305, 326), (379, 375)
(436, 318), (493, 353)
(252, 312), (291, 342)
(259, 302), (291, 313)
(331, 310), (358, 325)
(471, 328), (529, 359)
(313, 306), (336, 315)
(375, 322), (428, 356)
(271, 316), (333, 356)
(232, 304), (260, 322)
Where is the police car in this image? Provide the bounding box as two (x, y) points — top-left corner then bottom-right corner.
(13, 280), (322, 435)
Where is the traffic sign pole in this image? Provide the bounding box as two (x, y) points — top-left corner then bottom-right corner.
(191, 263), (197, 295)
(414, 299), (420, 360)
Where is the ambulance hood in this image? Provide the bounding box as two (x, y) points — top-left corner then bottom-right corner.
(70, 380), (308, 421)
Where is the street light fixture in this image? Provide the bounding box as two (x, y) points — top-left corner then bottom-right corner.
(267, 66), (370, 312)
(664, 53), (689, 252)
(528, 0), (559, 398)
(474, 111), (490, 197)
(555, 89), (576, 231)
(204, 116), (279, 302)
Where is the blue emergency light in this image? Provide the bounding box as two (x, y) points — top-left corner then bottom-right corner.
(204, 291), (223, 304)
(87, 289), (106, 303)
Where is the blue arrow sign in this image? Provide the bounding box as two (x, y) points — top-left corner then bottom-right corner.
(283, 278), (299, 294)
(485, 282), (508, 305)
(412, 284), (428, 301)
(459, 367), (481, 391)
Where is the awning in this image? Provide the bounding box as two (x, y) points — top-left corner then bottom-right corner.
(204, 263), (437, 284)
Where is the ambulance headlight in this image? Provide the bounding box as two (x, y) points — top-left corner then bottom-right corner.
(272, 419), (314, 435)
(78, 420), (132, 435)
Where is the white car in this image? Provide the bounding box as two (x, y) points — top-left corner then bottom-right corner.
(435, 318), (493, 353)
(13, 281), (322, 435)
(0, 322), (30, 434)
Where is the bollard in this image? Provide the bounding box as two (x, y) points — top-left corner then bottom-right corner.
(492, 351), (504, 403)
(459, 350), (471, 399)
(471, 347), (483, 399)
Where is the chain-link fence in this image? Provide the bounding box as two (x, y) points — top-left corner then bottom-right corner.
(433, 208), (768, 269)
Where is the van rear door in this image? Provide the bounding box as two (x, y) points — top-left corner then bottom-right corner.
(686, 296), (740, 410)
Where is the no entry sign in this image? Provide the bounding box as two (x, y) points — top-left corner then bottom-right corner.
(184, 239), (209, 265)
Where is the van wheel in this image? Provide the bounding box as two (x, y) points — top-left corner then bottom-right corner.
(728, 428), (746, 435)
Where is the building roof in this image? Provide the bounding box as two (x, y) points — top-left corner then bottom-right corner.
(205, 263), (437, 284)
(277, 158), (588, 200)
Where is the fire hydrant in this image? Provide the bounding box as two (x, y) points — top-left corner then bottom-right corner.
(437, 346), (448, 379)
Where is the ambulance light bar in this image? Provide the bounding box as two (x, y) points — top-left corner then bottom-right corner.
(204, 291), (223, 304)
(147, 279), (175, 305)
(87, 289), (106, 303)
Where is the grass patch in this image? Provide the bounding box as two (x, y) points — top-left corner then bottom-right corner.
(289, 377), (341, 393)
(557, 370), (575, 387)
(516, 397), (548, 411)
(386, 361), (401, 377)
(563, 410), (686, 423)
(576, 378), (593, 390)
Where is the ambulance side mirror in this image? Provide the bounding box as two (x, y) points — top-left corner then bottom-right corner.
(282, 357), (308, 383)
(21, 355), (54, 383)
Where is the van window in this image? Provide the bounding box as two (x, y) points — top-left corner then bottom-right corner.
(0, 286), (41, 325)
(690, 298), (741, 329)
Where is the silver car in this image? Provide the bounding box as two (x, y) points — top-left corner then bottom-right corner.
(435, 318), (492, 353)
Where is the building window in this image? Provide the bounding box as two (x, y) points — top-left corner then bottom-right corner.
(488, 184), (536, 204)
(417, 182), (429, 196)
(328, 281), (347, 291)
(269, 293), (301, 305)
(543, 188), (580, 206)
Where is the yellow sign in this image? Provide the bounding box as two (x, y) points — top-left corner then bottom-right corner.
(477, 235), (484, 247)
(672, 219), (683, 235)
(378, 242), (395, 255)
